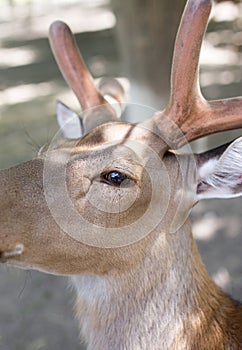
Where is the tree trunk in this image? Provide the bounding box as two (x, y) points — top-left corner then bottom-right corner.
(111, 0), (187, 110)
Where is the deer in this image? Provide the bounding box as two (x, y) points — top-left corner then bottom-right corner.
(0, 0), (242, 349)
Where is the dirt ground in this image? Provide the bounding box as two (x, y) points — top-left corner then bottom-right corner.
(0, 1), (242, 350)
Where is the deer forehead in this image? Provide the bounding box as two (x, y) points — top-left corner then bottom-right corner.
(66, 122), (160, 171)
(43, 121), (196, 206)
(74, 122), (160, 154)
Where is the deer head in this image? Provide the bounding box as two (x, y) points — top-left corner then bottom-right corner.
(0, 1), (242, 347)
(1, 0), (242, 272)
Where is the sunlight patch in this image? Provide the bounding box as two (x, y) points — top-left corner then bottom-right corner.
(211, 2), (240, 22)
(0, 47), (37, 68)
(0, 82), (57, 106)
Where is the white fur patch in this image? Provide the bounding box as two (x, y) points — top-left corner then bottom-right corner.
(197, 137), (242, 199)
(198, 158), (218, 179)
(72, 275), (108, 302)
(206, 138), (242, 188)
(57, 101), (83, 139)
(2, 243), (24, 258)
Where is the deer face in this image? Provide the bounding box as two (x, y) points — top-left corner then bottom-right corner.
(2, 115), (242, 276)
(1, 0), (242, 278)
(0, 119), (197, 275)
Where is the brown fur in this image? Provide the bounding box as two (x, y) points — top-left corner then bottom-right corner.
(0, 123), (241, 349)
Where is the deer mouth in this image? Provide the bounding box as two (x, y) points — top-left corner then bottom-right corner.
(0, 244), (24, 263)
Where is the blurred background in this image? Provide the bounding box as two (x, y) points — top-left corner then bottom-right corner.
(0, 0), (241, 349)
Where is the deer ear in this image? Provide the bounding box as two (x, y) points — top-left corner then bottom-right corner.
(56, 101), (83, 139)
(196, 137), (242, 200)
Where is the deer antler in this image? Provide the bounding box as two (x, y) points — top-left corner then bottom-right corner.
(152, 0), (242, 149)
(49, 0), (242, 148)
(49, 21), (125, 132)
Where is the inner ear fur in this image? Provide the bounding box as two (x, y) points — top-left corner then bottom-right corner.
(195, 137), (242, 200)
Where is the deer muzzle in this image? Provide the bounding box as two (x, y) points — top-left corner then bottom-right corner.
(0, 158), (52, 268)
(0, 157), (108, 274)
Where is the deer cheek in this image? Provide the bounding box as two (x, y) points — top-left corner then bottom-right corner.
(66, 164), (91, 199)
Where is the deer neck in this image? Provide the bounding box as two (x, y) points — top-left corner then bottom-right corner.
(72, 221), (227, 350)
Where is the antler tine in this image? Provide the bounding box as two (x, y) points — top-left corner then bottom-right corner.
(151, 0), (242, 149)
(49, 21), (108, 111)
(49, 20), (126, 132)
(182, 97), (242, 145)
(165, 0), (212, 125)
(169, 0), (242, 147)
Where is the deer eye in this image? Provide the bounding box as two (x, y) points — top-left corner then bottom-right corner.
(101, 171), (132, 187)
